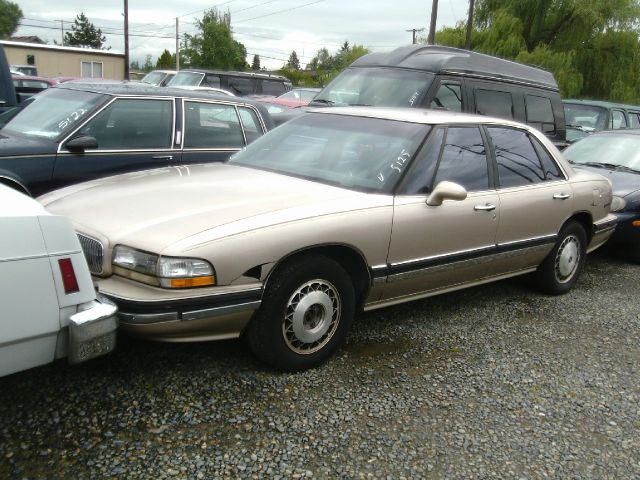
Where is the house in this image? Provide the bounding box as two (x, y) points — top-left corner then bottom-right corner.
(0, 40), (125, 79)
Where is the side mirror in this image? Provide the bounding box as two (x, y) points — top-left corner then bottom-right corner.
(426, 181), (467, 206)
(65, 135), (98, 152)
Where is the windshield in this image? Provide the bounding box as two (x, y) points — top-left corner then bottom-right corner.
(564, 134), (640, 170)
(167, 72), (204, 87)
(563, 103), (608, 142)
(1, 88), (107, 140)
(141, 71), (166, 85)
(229, 112), (430, 193)
(311, 68), (434, 107)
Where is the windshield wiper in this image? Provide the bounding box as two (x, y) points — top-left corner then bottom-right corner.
(310, 98), (335, 105)
(611, 164), (640, 174)
(577, 161), (621, 170)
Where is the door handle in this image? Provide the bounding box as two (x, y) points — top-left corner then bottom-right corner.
(553, 193), (571, 200)
(474, 203), (496, 211)
(152, 155), (173, 160)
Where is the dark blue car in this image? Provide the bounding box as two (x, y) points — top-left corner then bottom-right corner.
(0, 82), (274, 197)
(563, 130), (640, 259)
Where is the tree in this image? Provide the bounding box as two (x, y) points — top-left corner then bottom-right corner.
(0, 0), (22, 39)
(156, 49), (175, 69)
(251, 54), (260, 71)
(433, 0), (640, 102)
(143, 54), (153, 72)
(181, 8), (247, 70)
(287, 51), (300, 70)
(130, 60), (141, 70)
(64, 12), (108, 49)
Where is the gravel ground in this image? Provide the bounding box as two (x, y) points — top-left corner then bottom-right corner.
(1, 250), (639, 479)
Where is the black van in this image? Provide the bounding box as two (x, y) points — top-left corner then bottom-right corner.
(310, 45), (566, 147)
(168, 69), (292, 97)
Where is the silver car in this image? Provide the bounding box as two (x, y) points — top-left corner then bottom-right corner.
(40, 108), (617, 371)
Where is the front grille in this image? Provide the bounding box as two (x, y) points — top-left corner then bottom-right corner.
(77, 234), (104, 275)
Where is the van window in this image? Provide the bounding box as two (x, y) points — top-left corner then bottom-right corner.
(475, 89), (513, 119)
(203, 74), (221, 88)
(311, 67), (434, 107)
(227, 76), (254, 96)
(431, 82), (462, 112)
(611, 110), (628, 129)
(525, 94), (555, 133)
(488, 127), (547, 188)
(629, 112), (640, 128)
(433, 127), (489, 191)
(262, 80), (286, 96)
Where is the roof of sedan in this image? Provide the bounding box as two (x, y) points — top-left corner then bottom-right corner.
(53, 80), (264, 105)
(307, 106), (528, 129)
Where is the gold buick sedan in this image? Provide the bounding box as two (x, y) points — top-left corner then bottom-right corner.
(40, 108), (617, 371)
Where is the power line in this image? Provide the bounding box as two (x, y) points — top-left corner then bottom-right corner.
(233, 0), (326, 24)
(178, 0), (238, 19)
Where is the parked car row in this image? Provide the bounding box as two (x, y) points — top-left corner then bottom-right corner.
(1, 44), (637, 375)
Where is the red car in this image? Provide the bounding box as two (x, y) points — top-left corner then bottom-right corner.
(256, 87), (321, 109)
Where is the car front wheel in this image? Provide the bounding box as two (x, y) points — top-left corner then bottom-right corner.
(534, 220), (587, 295)
(246, 254), (355, 372)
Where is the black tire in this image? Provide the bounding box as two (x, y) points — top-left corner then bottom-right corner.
(246, 254), (355, 372)
(533, 220), (587, 295)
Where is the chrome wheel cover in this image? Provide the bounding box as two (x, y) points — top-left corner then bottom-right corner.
(282, 279), (341, 355)
(555, 234), (580, 283)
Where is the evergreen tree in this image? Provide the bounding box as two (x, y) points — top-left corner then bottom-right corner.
(0, 0), (22, 39)
(64, 12), (108, 49)
(156, 49), (175, 69)
(143, 54), (153, 72)
(287, 51), (301, 70)
(251, 54), (260, 71)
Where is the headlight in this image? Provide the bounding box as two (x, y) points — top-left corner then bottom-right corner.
(610, 196), (626, 213)
(112, 245), (215, 288)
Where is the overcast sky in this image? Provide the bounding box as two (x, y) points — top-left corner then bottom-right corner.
(13, 0), (470, 70)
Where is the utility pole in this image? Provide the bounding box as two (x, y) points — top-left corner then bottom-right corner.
(427, 0), (438, 45)
(55, 20), (64, 45)
(124, 0), (130, 80)
(465, 0), (475, 50)
(406, 28), (425, 44)
(175, 17), (180, 70)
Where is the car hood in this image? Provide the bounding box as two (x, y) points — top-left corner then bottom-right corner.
(40, 163), (390, 254)
(0, 130), (57, 157)
(572, 164), (640, 198)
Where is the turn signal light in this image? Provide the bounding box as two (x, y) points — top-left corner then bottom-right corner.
(58, 258), (80, 294)
(169, 276), (214, 289)
(633, 221), (640, 227)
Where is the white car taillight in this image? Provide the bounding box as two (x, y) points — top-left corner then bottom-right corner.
(58, 258), (80, 294)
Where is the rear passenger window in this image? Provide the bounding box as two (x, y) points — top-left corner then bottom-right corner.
(530, 136), (564, 181)
(204, 74), (221, 88)
(261, 80), (286, 96)
(238, 107), (263, 144)
(475, 89), (513, 119)
(227, 77), (254, 95)
(488, 127), (549, 188)
(432, 127), (489, 191)
(183, 102), (244, 148)
(611, 110), (627, 129)
(430, 83), (462, 112)
(525, 94), (555, 133)
(630, 112), (640, 128)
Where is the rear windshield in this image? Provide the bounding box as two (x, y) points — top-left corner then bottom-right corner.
(564, 103), (608, 142)
(311, 67), (434, 108)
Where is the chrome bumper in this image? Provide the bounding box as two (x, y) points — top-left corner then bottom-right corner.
(68, 296), (118, 365)
(588, 214), (618, 253)
(106, 288), (262, 342)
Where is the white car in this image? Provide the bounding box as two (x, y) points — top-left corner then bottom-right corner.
(0, 185), (117, 376)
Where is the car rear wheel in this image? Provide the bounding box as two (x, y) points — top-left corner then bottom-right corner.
(246, 254), (355, 372)
(534, 220), (587, 295)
